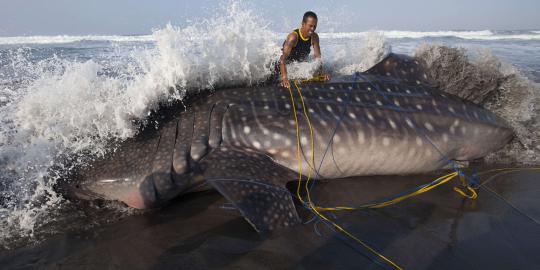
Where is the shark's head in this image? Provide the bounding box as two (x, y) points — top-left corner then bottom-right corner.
(63, 133), (192, 209)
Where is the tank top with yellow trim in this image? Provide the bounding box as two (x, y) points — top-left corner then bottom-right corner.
(283, 28), (312, 62)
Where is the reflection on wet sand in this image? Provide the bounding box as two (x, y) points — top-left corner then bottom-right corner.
(1, 168), (539, 269)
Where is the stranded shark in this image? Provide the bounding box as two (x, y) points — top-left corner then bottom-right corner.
(68, 54), (513, 232)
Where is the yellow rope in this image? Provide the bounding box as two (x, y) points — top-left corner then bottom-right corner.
(285, 78), (540, 270)
(289, 80), (403, 270)
(285, 83), (307, 205)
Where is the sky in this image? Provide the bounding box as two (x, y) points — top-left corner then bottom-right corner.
(0, 0), (539, 36)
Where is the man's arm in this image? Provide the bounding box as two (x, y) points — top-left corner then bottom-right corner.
(312, 33), (321, 59)
(311, 33), (329, 81)
(279, 33), (297, 89)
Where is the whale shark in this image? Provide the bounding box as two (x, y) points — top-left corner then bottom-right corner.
(68, 54), (513, 232)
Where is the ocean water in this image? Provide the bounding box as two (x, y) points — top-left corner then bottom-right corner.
(0, 5), (539, 249)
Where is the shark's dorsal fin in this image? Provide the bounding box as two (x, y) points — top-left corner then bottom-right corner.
(200, 146), (301, 233)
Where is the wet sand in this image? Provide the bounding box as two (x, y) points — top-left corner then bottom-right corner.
(1, 168), (539, 269)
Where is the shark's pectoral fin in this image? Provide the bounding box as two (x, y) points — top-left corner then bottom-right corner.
(201, 146), (301, 233)
(208, 178), (300, 233)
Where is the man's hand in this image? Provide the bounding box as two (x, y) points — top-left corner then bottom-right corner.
(281, 76), (291, 89)
(322, 73), (330, 81)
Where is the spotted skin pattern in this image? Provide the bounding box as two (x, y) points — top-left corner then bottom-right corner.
(72, 54), (513, 232)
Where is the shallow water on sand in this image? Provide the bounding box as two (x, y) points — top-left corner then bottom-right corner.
(1, 168), (539, 269)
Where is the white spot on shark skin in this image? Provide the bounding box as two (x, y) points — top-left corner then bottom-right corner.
(425, 149), (432, 157)
(330, 86), (335, 90)
(267, 115), (273, 119)
(348, 86), (353, 90)
(376, 100), (383, 106)
(241, 116), (247, 122)
(406, 89), (411, 94)
(386, 87), (392, 92)
(448, 106), (455, 113)
(333, 134), (341, 143)
(450, 126), (456, 134)
(253, 141), (261, 149)
(308, 108), (314, 113)
(262, 128), (269, 135)
(473, 111), (479, 119)
(285, 104), (291, 109)
(243, 126), (251, 134)
(382, 137), (391, 146)
(300, 136), (308, 145)
(416, 104), (423, 110)
(289, 120), (296, 126)
(355, 96), (361, 102)
(405, 118), (414, 128)
(268, 148), (278, 154)
(273, 133), (281, 140)
(442, 133), (449, 143)
(349, 112), (357, 119)
(367, 112), (375, 122)
(264, 140), (272, 147)
(461, 126), (467, 134)
(320, 120), (328, 126)
(416, 137), (423, 146)
(264, 105), (270, 110)
(357, 131), (365, 144)
(337, 97), (343, 102)
(424, 122), (434, 131)
(388, 119), (397, 130)
(432, 100), (438, 106)
(326, 105), (333, 112)
(281, 151), (290, 158)
(284, 138), (292, 146)
(394, 100), (401, 107)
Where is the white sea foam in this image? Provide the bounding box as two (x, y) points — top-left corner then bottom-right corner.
(0, 1), (283, 246)
(331, 32), (391, 74)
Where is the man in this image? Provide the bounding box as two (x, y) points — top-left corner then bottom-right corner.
(279, 11), (327, 89)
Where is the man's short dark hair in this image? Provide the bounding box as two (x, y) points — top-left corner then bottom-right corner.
(302, 11), (317, 23)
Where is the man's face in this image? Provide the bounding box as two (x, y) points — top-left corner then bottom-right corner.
(301, 17), (317, 37)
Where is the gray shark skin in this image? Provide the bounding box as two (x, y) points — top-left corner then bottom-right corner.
(70, 54), (513, 232)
